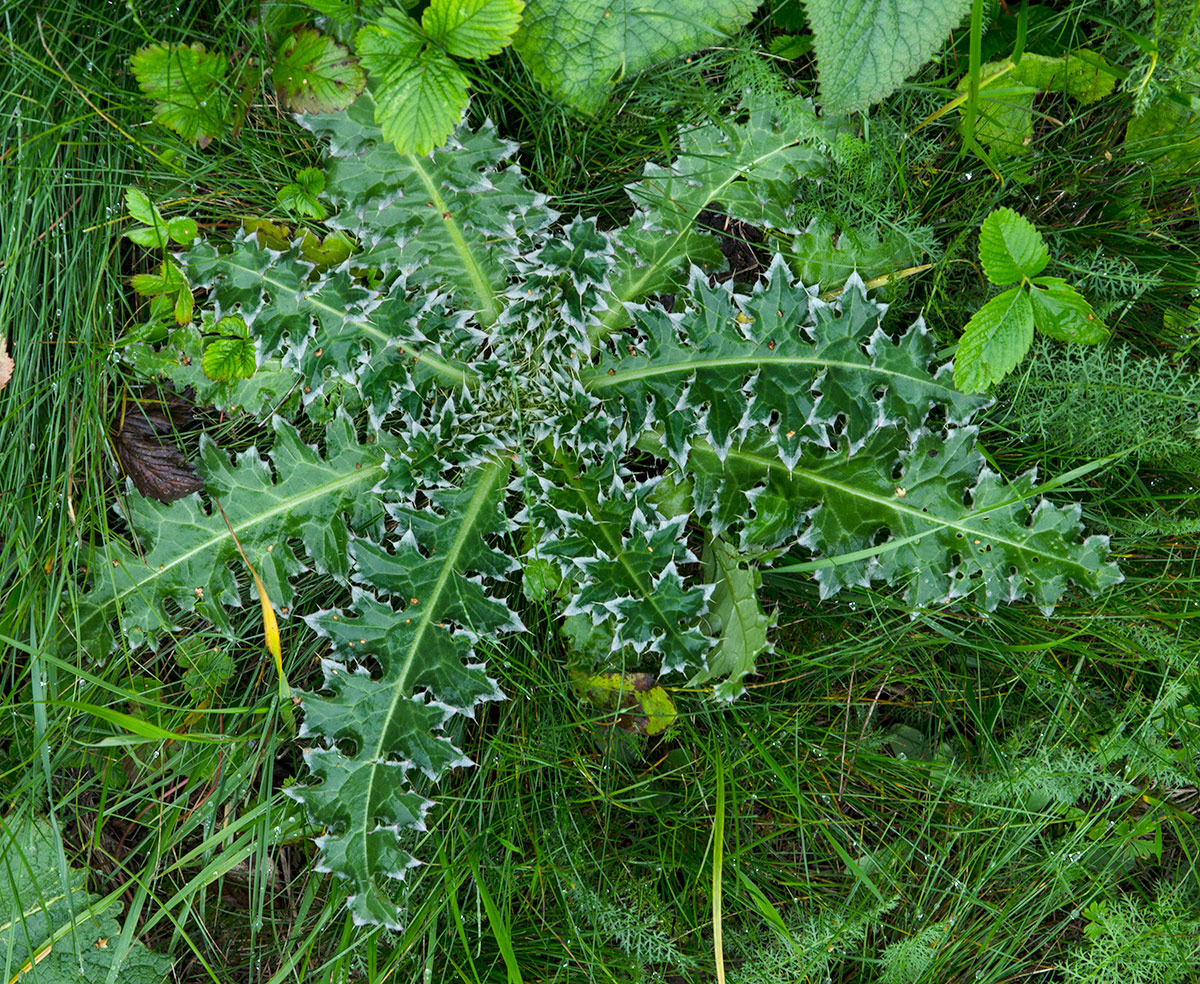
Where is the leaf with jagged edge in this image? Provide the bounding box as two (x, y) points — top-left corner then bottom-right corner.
(273, 27), (365, 113)
(289, 458), (515, 929)
(297, 96), (557, 325)
(526, 456), (713, 679)
(678, 422), (1121, 613)
(586, 260), (985, 473)
(701, 536), (773, 702)
(179, 233), (480, 423)
(602, 99), (826, 334)
(71, 414), (386, 655)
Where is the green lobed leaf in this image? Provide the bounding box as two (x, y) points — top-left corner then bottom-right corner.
(129, 42), (230, 147)
(71, 414), (386, 655)
(0, 815), (173, 983)
(290, 459), (515, 929)
(979, 208), (1049, 285)
(1028, 278), (1108, 344)
(273, 26), (365, 113)
(700, 536), (773, 702)
(954, 287), (1035, 393)
(801, 0), (972, 113)
(513, 0), (759, 114)
(423, 0), (525, 58)
(202, 336), (257, 381)
(357, 9), (470, 155)
(297, 97), (557, 324)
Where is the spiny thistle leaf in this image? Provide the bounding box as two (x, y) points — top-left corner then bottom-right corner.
(73, 414), (385, 654)
(289, 459), (515, 929)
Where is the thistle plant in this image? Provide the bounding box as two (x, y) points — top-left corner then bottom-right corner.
(91, 95), (1122, 928)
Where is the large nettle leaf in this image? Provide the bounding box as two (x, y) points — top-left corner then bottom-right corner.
(102, 103), (1121, 929)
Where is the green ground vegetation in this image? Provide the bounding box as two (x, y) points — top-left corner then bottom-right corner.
(2, 1), (1199, 982)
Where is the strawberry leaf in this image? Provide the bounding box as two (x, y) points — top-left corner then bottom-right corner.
(273, 26), (365, 113)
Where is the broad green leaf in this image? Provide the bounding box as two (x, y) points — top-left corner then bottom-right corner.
(423, 0), (524, 58)
(0, 815), (173, 983)
(273, 26), (365, 113)
(167, 215), (198, 243)
(513, 0), (759, 114)
(801, 0), (972, 113)
(1028, 278), (1107, 343)
(291, 459), (515, 929)
(979, 208), (1049, 285)
(954, 287), (1034, 392)
(72, 414), (386, 654)
(358, 10), (470, 155)
(130, 42), (230, 147)
(202, 336), (257, 381)
(700, 537), (772, 702)
(959, 51), (1118, 157)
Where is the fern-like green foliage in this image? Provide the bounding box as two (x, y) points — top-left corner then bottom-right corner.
(97, 100), (1122, 928)
(996, 339), (1200, 469)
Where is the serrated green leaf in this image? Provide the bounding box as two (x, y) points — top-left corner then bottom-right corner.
(358, 10), (470, 155)
(979, 208), (1049, 285)
(202, 336), (257, 381)
(72, 414), (386, 654)
(801, 0), (972, 113)
(423, 0), (524, 58)
(700, 537), (772, 702)
(513, 0), (759, 114)
(290, 459), (514, 930)
(273, 26), (365, 113)
(0, 815), (173, 983)
(297, 98), (556, 323)
(130, 42), (230, 146)
(954, 287), (1034, 392)
(277, 178), (328, 219)
(1028, 278), (1107, 343)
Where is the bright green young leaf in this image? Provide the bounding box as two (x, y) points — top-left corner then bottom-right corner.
(954, 286), (1035, 392)
(202, 336), (257, 381)
(273, 26), (365, 113)
(357, 11), (470, 154)
(801, 0), (972, 113)
(0, 814), (174, 982)
(1028, 277), (1107, 343)
(423, 0), (524, 58)
(130, 42), (230, 146)
(125, 188), (197, 247)
(167, 215), (199, 244)
(131, 259), (194, 326)
(979, 207), (1049, 285)
(277, 167), (328, 218)
(513, 0), (759, 114)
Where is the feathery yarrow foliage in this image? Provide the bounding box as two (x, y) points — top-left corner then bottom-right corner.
(93, 95), (1121, 927)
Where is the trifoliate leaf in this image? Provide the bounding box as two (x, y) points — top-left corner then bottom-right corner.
(954, 287), (1034, 392)
(277, 168), (328, 219)
(130, 42), (230, 147)
(979, 208), (1049, 285)
(801, 0), (972, 113)
(513, 0), (759, 114)
(423, 0), (524, 59)
(357, 11), (470, 154)
(202, 336), (257, 381)
(1028, 278), (1107, 344)
(273, 27), (365, 113)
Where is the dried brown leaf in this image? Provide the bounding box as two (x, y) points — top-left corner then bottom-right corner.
(112, 397), (205, 503)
